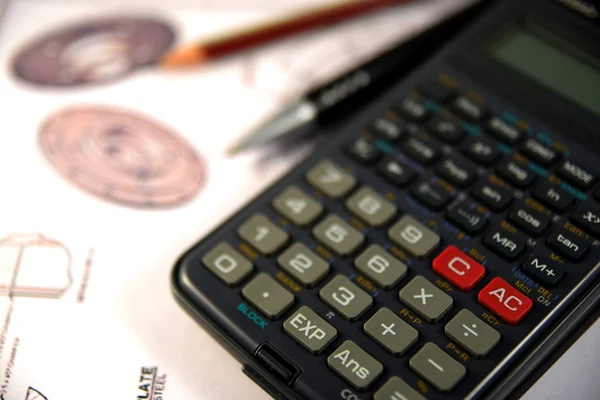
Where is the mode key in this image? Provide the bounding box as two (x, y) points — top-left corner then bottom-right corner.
(557, 160), (596, 190)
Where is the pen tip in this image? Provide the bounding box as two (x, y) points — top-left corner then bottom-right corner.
(160, 46), (208, 69)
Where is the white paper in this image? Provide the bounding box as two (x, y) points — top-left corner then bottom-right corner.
(0, 1), (473, 399)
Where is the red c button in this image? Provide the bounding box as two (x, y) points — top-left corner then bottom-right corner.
(433, 245), (485, 291)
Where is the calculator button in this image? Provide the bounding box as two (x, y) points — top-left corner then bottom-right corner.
(306, 160), (356, 199)
(374, 377), (426, 400)
(411, 181), (453, 210)
(354, 244), (407, 289)
(533, 182), (573, 213)
(242, 273), (294, 319)
(238, 214), (289, 255)
(484, 227), (527, 260)
(364, 307), (418, 356)
(277, 243), (329, 287)
(388, 216), (441, 259)
(478, 277), (533, 325)
(522, 254), (565, 287)
(461, 136), (500, 166)
(547, 228), (590, 261)
(520, 138), (559, 166)
(377, 156), (417, 187)
(433, 245), (485, 291)
(450, 95), (488, 122)
(202, 242), (253, 286)
(556, 160), (596, 190)
(508, 207), (550, 236)
(426, 118), (466, 144)
(485, 116), (524, 144)
(436, 156), (477, 188)
(446, 202), (487, 234)
(403, 137), (441, 166)
(272, 186), (323, 226)
(319, 275), (373, 320)
(284, 306), (337, 354)
(496, 159), (536, 188)
(346, 186), (397, 227)
(327, 340), (383, 390)
(396, 97), (431, 123)
(445, 310), (501, 357)
(399, 276), (453, 322)
(417, 80), (456, 103)
(369, 116), (405, 143)
(572, 205), (600, 236)
(409, 343), (466, 392)
(472, 181), (513, 211)
(345, 137), (382, 165)
(313, 215), (364, 256)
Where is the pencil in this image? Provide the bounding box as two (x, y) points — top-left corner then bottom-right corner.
(160, 0), (413, 69)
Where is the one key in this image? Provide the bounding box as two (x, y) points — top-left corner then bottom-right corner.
(478, 277), (533, 325)
(346, 186), (397, 227)
(436, 156), (477, 188)
(345, 137), (382, 165)
(284, 306), (337, 354)
(417, 80), (456, 103)
(411, 180), (453, 210)
(368, 116), (405, 143)
(388, 216), (441, 259)
(320, 275), (373, 320)
(313, 215), (364, 256)
(354, 244), (407, 289)
(328, 340), (383, 390)
(520, 138), (559, 166)
(571, 205), (600, 236)
(306, 160), (356, 199)
(533, 182), (573, 213)
(556, 160), (597, 190)
(409, 343), (466, 392)
(508, 207), (551, 236)
(450, 95), (488, 122)
(461, 136), (500, 166)
(374, 377), (426, 400)
(485, 116), (524, 144)
(399, 276), (453, 322)
(202, 242), (254, 286)
(242, 273), (294, 319)
(433, 245), (485, 291)
(496, 159), (536, 188)
(426, 118), (466, 144)
(277, 243), (329, 287)
(395, 97), (431, 123)
(446, 202), (488, 234)
(376, 156), (417, 187)
(445, 310), (501, 357)
(522, 254), (565, 287)
(484, 226), (527, 260)
(547, 228), (590, 262)
(403, 137), (441, 166)
(364, 307), (418, 356)
(272, 186), (323, 226)
(472, 181), (513, 211)
(238, 214), (289, 255)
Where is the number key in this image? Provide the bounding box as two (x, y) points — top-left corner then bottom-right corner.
(345, 186), (397, 227)
(272, 186), (323, 226)
(320, 275), (373, 320)
(388, 215), (440, 259)
(277, 243), (329, 287)
(238, 214), (289, 255)
(354, 244), (407, 289)
(202, 242), (253, 286)
(306, 160), (356, 199)
(313, 215), (364, 256)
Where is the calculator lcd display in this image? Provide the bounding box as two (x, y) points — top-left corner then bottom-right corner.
(492, 26), (600, 118)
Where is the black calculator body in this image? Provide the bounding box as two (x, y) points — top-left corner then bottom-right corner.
(172, 1), (600, 399)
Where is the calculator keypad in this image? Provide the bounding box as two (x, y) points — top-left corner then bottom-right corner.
(345, 186), (397, 227)
(237, 214), (289, 255)
(388, 216), (440, 258)
(399, 276), (453, 323)
(409, 343), (466, 392)
(272, 186), (323, 226)
(327, 340), (383, 390)
(354, 244), (407, 289)
(364, 307), (418, 356)
(313, 215), (364, 256)
(319, 275), (373, 320)
(444, 310), (501, 357)
(277, 243), (329, 287)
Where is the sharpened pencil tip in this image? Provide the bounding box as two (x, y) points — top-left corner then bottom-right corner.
(160, 46), (208, 69)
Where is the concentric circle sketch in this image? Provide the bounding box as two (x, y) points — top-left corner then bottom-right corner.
(0, 233), (72, 299)
(12, 16), (175, 87)
(39, 106), (206, 208)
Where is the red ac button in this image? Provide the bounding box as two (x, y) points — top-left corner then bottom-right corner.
(478, 277), (533, 325)
(433, 245), (485, 291)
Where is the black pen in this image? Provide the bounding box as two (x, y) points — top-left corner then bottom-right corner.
(227, 0), (490, 155)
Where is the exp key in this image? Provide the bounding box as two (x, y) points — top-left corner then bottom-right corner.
(284, 306), (337, 354)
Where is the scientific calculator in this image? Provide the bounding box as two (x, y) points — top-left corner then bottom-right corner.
(172, 0), (600, 398)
